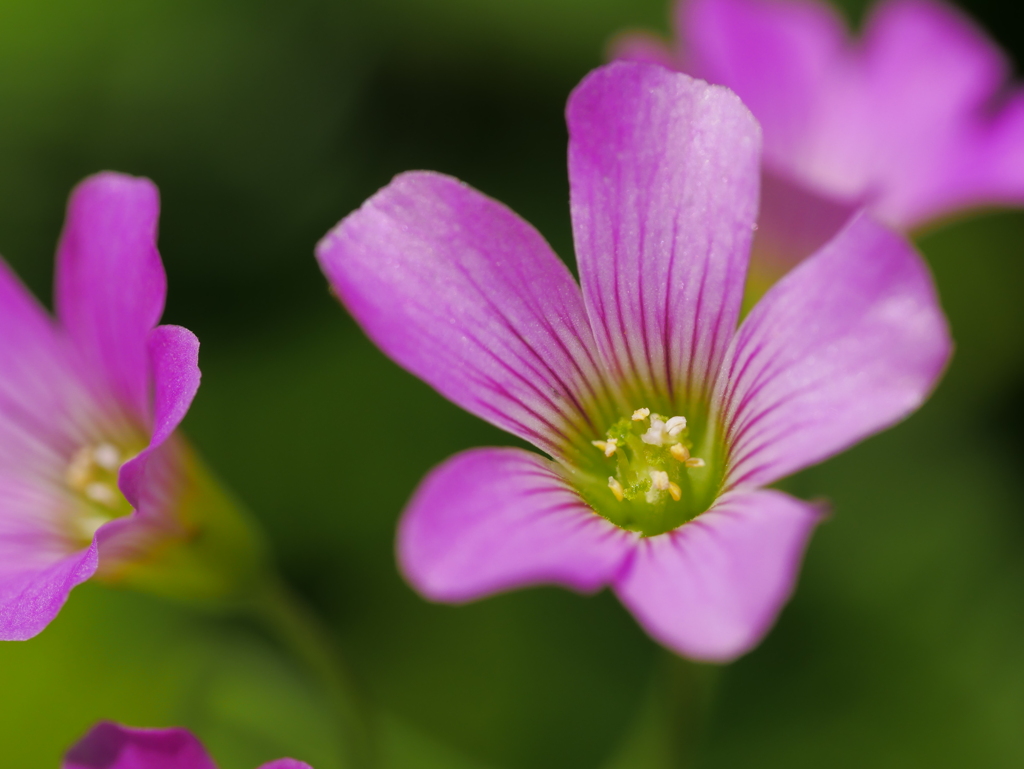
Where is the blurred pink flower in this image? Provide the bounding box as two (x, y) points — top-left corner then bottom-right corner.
(0, 173), (201, 640)
(614, 0), (1024, 266)
(63, 722), (310, 769)
(316, 62), (951, 661)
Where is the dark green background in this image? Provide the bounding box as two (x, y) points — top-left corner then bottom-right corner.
(0, 0), (1022, 766)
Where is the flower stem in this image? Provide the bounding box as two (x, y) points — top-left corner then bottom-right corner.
(248, 574), (375, 768)
(604, 650), (719, 769)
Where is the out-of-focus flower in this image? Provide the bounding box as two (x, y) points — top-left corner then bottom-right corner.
(0, 172), (266, 641)
(316, 62), (951, 661)
(63, 722), (311, 769)
(613, 0), (1024, 272)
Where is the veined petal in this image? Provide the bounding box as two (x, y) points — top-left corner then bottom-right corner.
(55, 172), (166, 425)
(0, 259), (96, 477)
(567, 62), (760, 408)
(63, 722), (217, 769)
(614, 489), (822, 662)
(118, 325), (201, 510)
(316, 172), (607, 457)
(718, 213), (951, 491)
(0, 537), (98, 641)
(398, 447), (637, 603)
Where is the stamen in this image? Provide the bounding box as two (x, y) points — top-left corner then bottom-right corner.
(608, 476), (624, 501)
(591, 439), (618, 457)
(84, 482), (119, 507)
(66, 447), (93, 490)
(685, 457), (706, 468)
(665, 416), (687, 436)
(670, 443), (690, 462)
(631, 408), (650, 421)
(650, 470), (670, 491)
(641, 416), (668, 446)
(92, 442), (121, 471)
(668, 482), (682, 502)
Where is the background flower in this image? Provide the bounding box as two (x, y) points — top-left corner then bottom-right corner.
(614, 0), (1024, 270)
(63, 722), (311, 769)
(0, 172), (203, 640)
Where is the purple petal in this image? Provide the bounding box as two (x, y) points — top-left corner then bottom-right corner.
(851, 0), (1015, 225)
(118, 325), (200, 510)
(614, 489), (822, 662)
(0, 541), (98, 641)
(750, 169), (860, 277)
(398, 447), (637, 603)
(566, 62), (760, 408)
(316, 171), (607, 457)
(0, 258), (86, 476)
(63, 722), (217, 769)
(678, 0), (845, 177)
(677, 0), (1024, 228)
(55, 172), (166, 425)
(717, 213), (951, 491)
(258, 762), (313, 769)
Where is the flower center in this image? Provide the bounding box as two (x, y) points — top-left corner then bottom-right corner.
(66, 441), (136, 541)
(568, 406), (723, 536)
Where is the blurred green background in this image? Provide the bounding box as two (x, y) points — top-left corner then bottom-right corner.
(0, 0), (1022, 766)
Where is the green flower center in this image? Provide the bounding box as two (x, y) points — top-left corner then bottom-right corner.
(66, 441), (138, 542)
(567, 406), (724, 537)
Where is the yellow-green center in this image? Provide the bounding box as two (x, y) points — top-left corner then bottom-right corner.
(66, 441), (138, 543)
(567, 406), (724, 537)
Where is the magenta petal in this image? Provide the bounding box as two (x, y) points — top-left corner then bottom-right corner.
(614, 489), (822, 662)
(719, 213), (951, 490)
(0, 258), (84, 476)
(752, 168), (861, 273)
(316, 171), (607, 457)
(55, 172), (166, 423)
(0, 542), (98, 641)
(63, 722), (217, 769)
(678, 0), (845, 175)
(398, 447), (637, 603)
(258, 762), (313, 769)
(567, 61), (760, 407)
(118, 325), (200, 510)
(677, 0), (1024, 228)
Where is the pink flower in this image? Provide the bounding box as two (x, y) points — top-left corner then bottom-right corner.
(614, 0), (1024, 265)
(0, 172), (201, 640)
(315, 62), (951, 661)
(63, 722), (310, 769)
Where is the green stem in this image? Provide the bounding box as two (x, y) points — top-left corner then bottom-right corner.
(248, 575), (375, 769)
(603, 650), (719, 769)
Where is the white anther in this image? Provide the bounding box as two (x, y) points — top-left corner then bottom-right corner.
(668, 482), (682, 502)
(665, 416), (688, 436)
(93, 442), (121, 471)
(685, 457), (706, 469)
(608, 476), (624, 501)
(650, 470), (670, 491)
(84, 482), (119, 507)
(641, 416), (668, 446)
(66, 447), (93, 490)
(669, 443), (690, 462)
(631, 408), (650, 421)
(591, 439), (618, 457)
